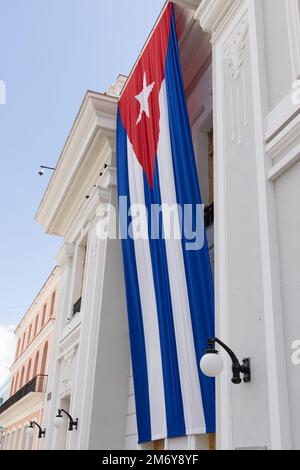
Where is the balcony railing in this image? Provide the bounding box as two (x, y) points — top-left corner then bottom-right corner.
(0, 375), (48, 415)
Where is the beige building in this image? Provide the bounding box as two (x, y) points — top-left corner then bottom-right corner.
(0, 268), (59, 450)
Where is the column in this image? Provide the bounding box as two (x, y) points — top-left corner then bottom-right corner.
(43, 243), (75, 449)
(71, 168), (130, 450)
(195, 0), (291, 450)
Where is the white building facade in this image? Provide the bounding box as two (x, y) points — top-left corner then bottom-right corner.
(36, 0), (300, 450)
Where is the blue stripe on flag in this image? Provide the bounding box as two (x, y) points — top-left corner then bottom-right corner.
(117, 111), (152, 443)
(143, 161), (186, 439)
(164, 8), (216, 433)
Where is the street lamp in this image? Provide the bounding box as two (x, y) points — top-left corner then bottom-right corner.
(200, 337), (251, 384)
(54, 409), (78, 431)
(26, 421), (46, 439)
(38, 165), (56, 176)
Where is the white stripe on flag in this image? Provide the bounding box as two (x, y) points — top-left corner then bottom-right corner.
(156, 81), (206, 435)
(127, 137), (167, 440)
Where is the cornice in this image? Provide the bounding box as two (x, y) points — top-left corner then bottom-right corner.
(59, 317), (81, 357)
(10, 319), (55, 374)
(14, 267), (60, 334)
(172, 0), (201, 10)
(64, 167), (117, 243)
(35, 91), (118, 236)
(195, 0), (238, 37)
(56, 243), (75, 268)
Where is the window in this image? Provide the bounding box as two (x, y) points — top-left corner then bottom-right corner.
(71, 237), (88, 318)
(34, 315), (39, 337)
(40, 342), (48, 376)
(19, 366), (25, 389)
(14, 372), (19, 393)
(15, 339), (20, 359)
(10, 377), (15, 396)
(27, 324), (32, 345)
(21, 332), (26, 353)
(49, 291), (56, 319)
(26, 359), (32, 383)
(33, 351), (39, 377)
(41, 304), (47, 328)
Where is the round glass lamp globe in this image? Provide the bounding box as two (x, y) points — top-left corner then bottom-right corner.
(26, 426), (34, 437)
(54, 416), (64, 429)
(200, 352), (224, 378)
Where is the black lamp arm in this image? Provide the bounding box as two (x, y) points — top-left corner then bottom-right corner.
(208, 337), (251, 384)
(208, 337), (240, 366)
(58, 409), (78, 430)
(30, 421), (46, 438)
(40, 165), (56, 171)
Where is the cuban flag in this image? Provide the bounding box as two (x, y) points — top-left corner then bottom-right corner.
(117, 2), (215, 444)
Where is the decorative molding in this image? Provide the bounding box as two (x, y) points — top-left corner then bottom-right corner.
(225, 15), (249, 146)
(223, 16), (248, 80)
(0, 393), (44, 427)
(172, 0), (201, 10)
(56, 243), (75, 268)
(35, 91), (118, 236)
(268, 142), (300, 181)
(265, 90), (300, 144)
(266, 113), (300, 161)
(10, 319), (55, 374)
(59, 379), (73, 399)
(107, 75), (127, 98)
(63, 348), (77, 367)
(195, 0), (236, 34)
(266, 113), (300, 181)
(99, 166), (117, 192)
(59, 317), (81, 355)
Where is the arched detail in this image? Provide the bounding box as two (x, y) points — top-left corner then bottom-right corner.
(40, 342), (48, 376)
(26, 358), (32, 383)
(19, 365), (25, 388)
(14, 372), (19, 393)
(49, 290), (56, 319)
(41, 304), (47, 328)
(21, 332), (26, 353)
(10, 376), (15, 395)
(27, 324), (32, 345)
(34, 314), (39, 336)
(16, 339), (21, 358)
(33, 350), (40, 377)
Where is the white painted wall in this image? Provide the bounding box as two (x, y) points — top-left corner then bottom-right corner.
(194, 0), (300, 450)
(262, 0), (293, 111)
(275, 160), (300, 449)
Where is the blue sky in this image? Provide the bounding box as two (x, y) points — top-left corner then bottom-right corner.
(0, 0), (165, 327)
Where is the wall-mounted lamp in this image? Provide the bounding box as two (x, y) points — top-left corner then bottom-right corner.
(200, 337), (251, 384)
(26, 421), (46, 439)
(54, 409), (78, 431)
(38, 165), (56, 176)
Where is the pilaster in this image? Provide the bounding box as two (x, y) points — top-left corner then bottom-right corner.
(43, 243), (75, 449)
(195, 0), (291, 450)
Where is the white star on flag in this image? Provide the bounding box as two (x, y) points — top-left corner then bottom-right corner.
(135, 72), (155, 125)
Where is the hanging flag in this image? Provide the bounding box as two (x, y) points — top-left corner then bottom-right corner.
(117, 2), (215, 444)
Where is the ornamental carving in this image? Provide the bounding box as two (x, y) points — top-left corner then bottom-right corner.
(223, 16), (249, 80)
